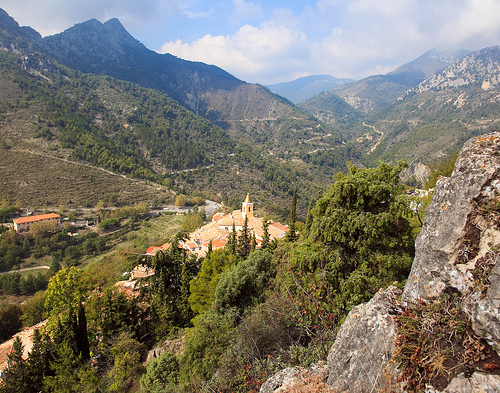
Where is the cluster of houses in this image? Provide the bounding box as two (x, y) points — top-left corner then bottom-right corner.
(144, 194), (289, 258)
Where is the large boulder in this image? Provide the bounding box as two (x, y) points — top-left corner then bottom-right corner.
(402, 132), (500, 351)
(326, 286), (402, 392)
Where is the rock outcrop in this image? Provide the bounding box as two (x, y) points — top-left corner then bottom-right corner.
(403, 132), (500, 351)
(326, 286), (402, 392)
(261, 132), (500, 393)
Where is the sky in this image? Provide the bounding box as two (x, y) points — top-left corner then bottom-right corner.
(1, 0), (500, 85)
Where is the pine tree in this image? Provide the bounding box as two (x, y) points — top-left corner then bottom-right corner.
(43, 341), (82, 393)
(26, 329), (47, 393)
(251, 233), (257, 251)
(0, 336), (29, 393)
(286, 186), (298, 242)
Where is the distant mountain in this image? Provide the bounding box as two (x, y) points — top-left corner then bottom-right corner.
(0, 8), (42, 47)
(0, 8), (350, 211)
(31, 16), (342, 159)
(403, 46), (500, 95)
(332, 48), (471, 114)
(360, 46), (500, 166)
(266, 75), (355, 104)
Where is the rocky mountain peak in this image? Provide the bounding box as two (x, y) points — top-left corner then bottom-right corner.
(42, 16), (145, 59)
(390, 47), (471, 78)
(403, 45), (500, 96)
(0, 7), (42, 49)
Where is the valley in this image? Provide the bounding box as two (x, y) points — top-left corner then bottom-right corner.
(1, 5), (500, 393)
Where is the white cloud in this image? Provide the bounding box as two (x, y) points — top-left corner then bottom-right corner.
(161, 21), (310, 84)
(437, 0), (500, 48)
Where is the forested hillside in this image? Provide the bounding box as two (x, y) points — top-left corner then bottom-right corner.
(0, 162), (417, 393)
(0, 8), (360, 212)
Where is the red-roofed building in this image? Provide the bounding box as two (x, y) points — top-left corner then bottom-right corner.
(12, 213), (61, 233)
(178, 194), (288, 257)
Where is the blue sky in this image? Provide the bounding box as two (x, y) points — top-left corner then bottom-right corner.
(2, 0), (500, 84)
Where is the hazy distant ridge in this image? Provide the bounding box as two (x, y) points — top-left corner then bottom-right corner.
(266, 74), (355, 104)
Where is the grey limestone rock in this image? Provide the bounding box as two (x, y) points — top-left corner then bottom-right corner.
(402, 131), (500, 351)
(259, 363), (329, 393)
(441, 372), (500, 393)
(326, 286), (403, 392)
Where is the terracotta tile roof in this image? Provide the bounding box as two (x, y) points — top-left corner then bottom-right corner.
(144, 196), (289, 258)
(211, 238), (227, 249)
(13, 213), (60, 225)
(145, 246), (161, 255)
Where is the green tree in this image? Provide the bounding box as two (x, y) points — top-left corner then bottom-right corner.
(276, 161), (415, 337)
(109, 332), (145, 392)
(175, 194), (187, 207)
(0, 337), (29, 393)
(44, 267), (90, 360)
(237, 216), (251, 258)
(189, 249), (237, 317)
(226, 222), (237, 256)
(286, 186), (298, 242)
(21, 291), (46, 327)
(26, 329), (48, 393)
(0, 304), (22, 341)
(44, 267), (86, 319)
(43, 341), (81, 393)
(180, 308), (235, 385)
(139, 234), (198, 337)
(140, 351), (179, 393)
(309, 161), (414, 257)
(214, 250), (274, 316)
(261, 218), (270, 250)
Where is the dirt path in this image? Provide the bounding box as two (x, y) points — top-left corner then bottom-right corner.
(363, 122), (385, 153)
(0, 265), (50, 276)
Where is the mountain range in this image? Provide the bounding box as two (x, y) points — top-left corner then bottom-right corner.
(1, 6), (500, 209)
(266, 75), (355, 104)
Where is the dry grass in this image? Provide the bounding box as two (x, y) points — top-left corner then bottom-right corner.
(0, 148), (174, 208)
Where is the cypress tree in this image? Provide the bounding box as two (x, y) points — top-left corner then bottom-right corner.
(76, 302), (90, 361)
(286, 186), (298, 242)
(206, 240), (213, 260)
(261, 219), (270, 250)
(238, 216), (251, 258)
(227, 222), (237, 255)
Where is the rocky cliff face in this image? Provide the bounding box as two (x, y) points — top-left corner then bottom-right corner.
(404, 46), (500, 95)
(403, 132), (500, 352)
(262, 132), (500, 392)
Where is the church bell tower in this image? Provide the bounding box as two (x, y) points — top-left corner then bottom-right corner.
(242, 194), (254, 219)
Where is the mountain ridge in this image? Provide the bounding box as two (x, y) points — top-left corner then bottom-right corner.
(330, 47), (472, 114)
(266, 74), (355, 104)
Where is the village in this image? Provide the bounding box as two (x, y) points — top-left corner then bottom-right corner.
(0, 194), (289, 378)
